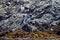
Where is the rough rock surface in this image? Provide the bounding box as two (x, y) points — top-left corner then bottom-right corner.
(0, 0), (60, 32)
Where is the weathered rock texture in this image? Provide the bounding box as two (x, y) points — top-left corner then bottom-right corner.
(0, 0), (60, 33)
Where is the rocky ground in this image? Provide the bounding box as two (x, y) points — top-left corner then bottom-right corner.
(0, 0), (60, 40)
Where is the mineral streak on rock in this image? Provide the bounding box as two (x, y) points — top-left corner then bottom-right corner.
(0, 0), (60, 35)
